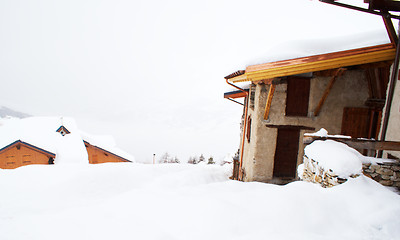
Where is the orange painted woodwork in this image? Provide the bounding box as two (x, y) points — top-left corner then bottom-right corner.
(0, 141), (55, 169)
(84, 141), (131, 164)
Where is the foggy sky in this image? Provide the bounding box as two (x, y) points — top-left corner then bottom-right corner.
(0, 0), (389, 162)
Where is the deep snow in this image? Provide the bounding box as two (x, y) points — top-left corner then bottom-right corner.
(0, 163), (399, 240)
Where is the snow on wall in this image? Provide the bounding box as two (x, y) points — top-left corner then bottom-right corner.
(304, 140), (363, 178)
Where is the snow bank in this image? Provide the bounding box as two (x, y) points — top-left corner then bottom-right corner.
(0, 163), (399, 240)
(304, 140), (363, 178)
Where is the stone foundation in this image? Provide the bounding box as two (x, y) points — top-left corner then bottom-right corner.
(301, 156), (400, 191)
(363, 160), (400, 191)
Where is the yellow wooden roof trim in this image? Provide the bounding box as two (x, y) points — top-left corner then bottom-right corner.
(230, 44), (396, 83)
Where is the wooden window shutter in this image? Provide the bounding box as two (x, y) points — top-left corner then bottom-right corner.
(285, 77), (311, 117)
(341, 107), (370, 138)
(246, 116), (252, 143)
(341, 107), (382, 139)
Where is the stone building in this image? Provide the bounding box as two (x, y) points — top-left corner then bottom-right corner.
(224, 43), (396, 184)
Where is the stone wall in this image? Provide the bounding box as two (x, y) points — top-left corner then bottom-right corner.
(301, 155), (400, 192)
(363, 161), (400, 191)
(301, 156), (356, 188)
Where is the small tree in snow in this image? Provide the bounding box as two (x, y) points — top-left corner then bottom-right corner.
(199, 154), (205, 163)
(207, 156), (215, 164)
(172, 156), (180, 164)
(188, 156), (199, 164)
(159, 152), (170, 163)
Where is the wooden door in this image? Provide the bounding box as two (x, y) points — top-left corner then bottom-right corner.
(341, 107), (382, 139)
(273, 128), (300, 178)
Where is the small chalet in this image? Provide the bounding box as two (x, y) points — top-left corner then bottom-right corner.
(0, 140), (55, 169)
(83, 140), (131, 164)
(225, 40), (398, 183)
(0, 117), (134, 169)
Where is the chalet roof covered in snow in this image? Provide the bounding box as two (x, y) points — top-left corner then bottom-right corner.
(0, 117), (134, 164)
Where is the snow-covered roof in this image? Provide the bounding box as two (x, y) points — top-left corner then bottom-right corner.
(0, 116), (134, 164)
(81, 131), (134, 162)
(226, 30), (395, 83)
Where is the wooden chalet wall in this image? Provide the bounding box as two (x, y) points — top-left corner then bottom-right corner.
(84, 141), (130, 164)
(0, 141), (55, 169)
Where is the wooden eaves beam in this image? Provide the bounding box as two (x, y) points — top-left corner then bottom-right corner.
(263, 84), (276, 120)
(314, 68), (346, 116)
(245, 44), (395, 82)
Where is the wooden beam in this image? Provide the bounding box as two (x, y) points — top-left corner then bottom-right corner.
(314, 68), (345, 116)
(224, 90), (248, 99)
(382, 13), (398, 45)
(266, 124), (315, 131)
(244, 44), (395, 82)
(304, 135), (400, 151)
(263, 84), (276, 120)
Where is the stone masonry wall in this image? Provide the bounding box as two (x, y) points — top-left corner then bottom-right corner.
(301, 156), (356, 188)
(302, 156), (400, 192)
(363, 161), (400, 191)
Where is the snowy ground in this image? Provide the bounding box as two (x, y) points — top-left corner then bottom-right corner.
(1, 163), (399, 240)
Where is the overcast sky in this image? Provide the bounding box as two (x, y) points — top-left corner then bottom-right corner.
(0, 0), (391, 163)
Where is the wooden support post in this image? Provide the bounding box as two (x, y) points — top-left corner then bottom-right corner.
(314, 68), (345, 116)
(264, 84), (276, 120)
(382, 12), (398, 45)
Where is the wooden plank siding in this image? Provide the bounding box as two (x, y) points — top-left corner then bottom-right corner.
(84, 141), (131, 164)
(0, 141), (55, 169)
(341, 107), (382, 139)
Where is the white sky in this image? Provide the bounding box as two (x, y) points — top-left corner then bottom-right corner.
(0, 0), (392, 163)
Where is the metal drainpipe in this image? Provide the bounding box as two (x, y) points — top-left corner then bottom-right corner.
(378, 23), (400, 158)
(226, 78), (249, 181)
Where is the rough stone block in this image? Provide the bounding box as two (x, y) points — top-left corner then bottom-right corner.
(370, 164), (380, 171)
(363, 163), (371, 168)
(382, 174), (392, 180)
(379, 180), (394, 186)
(363, 168), (374, 174)
(373, 175), (382, 181)
(376, 168), (394, 176)
(392, 166), (400, 171)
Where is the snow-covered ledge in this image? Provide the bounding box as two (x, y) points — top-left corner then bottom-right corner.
(298, 140), (362, 188)
(298, 139), (400, 191)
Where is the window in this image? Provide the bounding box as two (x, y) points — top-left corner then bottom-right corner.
(285, 77), (311, 117)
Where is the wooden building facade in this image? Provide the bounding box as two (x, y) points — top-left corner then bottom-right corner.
(83, 141), (131, 164)
(0, 140), (55, 169)
(0, 122), (132, 169)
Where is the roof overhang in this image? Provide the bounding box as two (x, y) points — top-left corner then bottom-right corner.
(228, 43), (396, 83)
(0, 140), (56, 158)
(224, 90), (248, 99)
